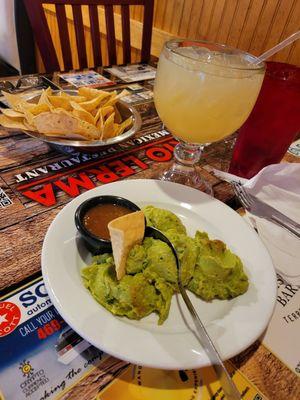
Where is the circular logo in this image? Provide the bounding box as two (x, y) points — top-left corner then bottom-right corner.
(19, 360), (34, 377)
(0, 301), (21, 337)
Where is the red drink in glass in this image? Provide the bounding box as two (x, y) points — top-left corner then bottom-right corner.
(229, 62), (300, 179)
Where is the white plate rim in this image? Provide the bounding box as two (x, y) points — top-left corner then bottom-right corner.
(42, 179), (277, 370)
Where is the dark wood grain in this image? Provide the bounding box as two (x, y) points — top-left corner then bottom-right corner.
(1, 75), (298, 400)
(40, 0), (145, 4)
(24, 0), (154, 70)
(89, 4), (102, 66)
(0, 206), (63, 291)
(23, 0), (60, 72)
(0, 136), (52, 171)
(231, 342), (300, 400)
(55, 4), (73, 71)
(72, 4), (88, 69)
(141, 0), (154, 63)
(121, 5), (131, 64)
(104, 4), (117, 65)
(60, 357), (128, 400)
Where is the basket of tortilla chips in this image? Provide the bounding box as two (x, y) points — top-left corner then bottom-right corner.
(0, 87), (141, 147)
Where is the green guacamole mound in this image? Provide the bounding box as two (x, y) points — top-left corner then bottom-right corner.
(81, 253), (173, 325)
(187, 231), (249, 300)
(142, 205), (186, 234)
(81, 206), (249, 325)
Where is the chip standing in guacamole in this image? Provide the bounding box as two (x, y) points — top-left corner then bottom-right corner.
(81, 206), (249, 325)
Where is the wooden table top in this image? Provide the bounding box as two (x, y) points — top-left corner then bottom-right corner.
(0, 73), (299, 400)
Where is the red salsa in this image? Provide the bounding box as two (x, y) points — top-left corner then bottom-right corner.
(83, 203), (133, 240)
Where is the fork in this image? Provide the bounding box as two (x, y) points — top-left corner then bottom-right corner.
(233, 182), (300, 239)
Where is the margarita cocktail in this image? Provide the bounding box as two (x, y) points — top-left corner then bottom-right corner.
(154, 40), (265, 193)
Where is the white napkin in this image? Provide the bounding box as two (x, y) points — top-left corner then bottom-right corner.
(243, 164), (300, 285)
(211, 163), (300, 284)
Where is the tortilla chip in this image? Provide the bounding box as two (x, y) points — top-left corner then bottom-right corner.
(76, 119), (100, 140)
(105, 89), (129, 107)
(78, 87), (109, 100)
(23, 120), (36, 131)
(102, 112), (115, 139)
(38, 88), (53, 107)
(0, 114), (28, 130)
(1, 87), (133, 142)
(73, 109), (95, 126)
(108, 211), (145, 280)
(70, 101), (96, 125)
(1, 91), (32, 112)
(96, 110), (104, 134)
(102, 91), (118, 107)
(99, 105), (114, 121)
(23, 109), (36, 128)
(48, 96), (72, 111)
(60, 92), (87, 103)
(114, 106), (122, 123)
(112, 123), (121, 137)
(118, 117), (133, 135)
(27, 103), (50, 116)
(77, 93), (111, 112)
(33, 111), (79, 135)
(0, 108), (24, 118)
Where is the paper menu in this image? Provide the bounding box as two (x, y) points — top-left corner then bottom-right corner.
(262, 274), (300, 376)
(58, 71), (114, 88)
(106, 64), (156, 82)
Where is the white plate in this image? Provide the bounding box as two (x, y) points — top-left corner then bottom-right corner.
(42, 179), (277, 370)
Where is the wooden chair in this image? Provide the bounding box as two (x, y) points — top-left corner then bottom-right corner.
(23, 0), (154, 72)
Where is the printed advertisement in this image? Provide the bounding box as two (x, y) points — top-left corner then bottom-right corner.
(0, 277), (107, 400)
(97, 363), (265, 400)
(105, 65), (156, 82)
(262, 273), (300, 376)
(58, 71), (114, 88)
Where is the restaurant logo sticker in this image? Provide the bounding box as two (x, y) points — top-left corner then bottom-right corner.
(0, 301), (21, 337)
(19, 360), (34, 377)
(14, 130), (176, 207)
(18, 359), (49, 398)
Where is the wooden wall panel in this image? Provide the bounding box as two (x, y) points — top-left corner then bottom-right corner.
(148, 0), (299, 65)
(37, 0), (299, 72)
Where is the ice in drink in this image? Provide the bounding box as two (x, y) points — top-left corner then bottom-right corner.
(154, 44), (264, 144)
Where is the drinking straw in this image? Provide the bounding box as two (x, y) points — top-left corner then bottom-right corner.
(256, 31), (300, 63)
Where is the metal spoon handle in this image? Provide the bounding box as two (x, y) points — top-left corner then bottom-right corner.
(179, 282), (241, 400)
(145, 226), (240, 399)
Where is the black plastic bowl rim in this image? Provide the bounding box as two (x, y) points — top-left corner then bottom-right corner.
(74, 195), (141, 246)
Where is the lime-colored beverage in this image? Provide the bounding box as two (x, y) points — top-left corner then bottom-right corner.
(154, 44), (265, 144)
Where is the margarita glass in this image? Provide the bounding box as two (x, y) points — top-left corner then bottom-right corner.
(154, 39), (265, 194)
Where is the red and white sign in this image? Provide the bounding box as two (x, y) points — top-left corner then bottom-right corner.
(0, 301), (21, 337)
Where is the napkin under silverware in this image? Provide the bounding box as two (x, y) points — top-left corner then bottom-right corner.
(213, 163), (300, 286)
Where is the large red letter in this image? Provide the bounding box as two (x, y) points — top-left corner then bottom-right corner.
(88, 165), (119, 183)
(22, 184), (56, 206)
(123, 155), (148, 170)
(108, 160), (135, 178)
(145, 147), (172, 162)
(54, 173), (95, 197)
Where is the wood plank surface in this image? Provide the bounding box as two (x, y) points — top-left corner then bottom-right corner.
(36, 0), (299, 72)
(0, 75), (299, 400)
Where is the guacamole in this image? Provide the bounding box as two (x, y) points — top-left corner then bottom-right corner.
(81, 206), (249, 325)
(187, 231), (249, 301)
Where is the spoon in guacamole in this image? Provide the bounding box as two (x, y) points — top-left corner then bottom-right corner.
(145, 225), (241, 400)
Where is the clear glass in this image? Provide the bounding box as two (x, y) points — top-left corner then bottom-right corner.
(154, 39), (265, 195)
